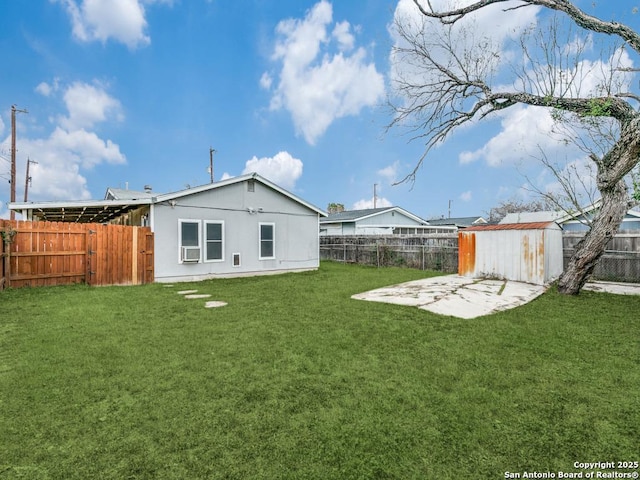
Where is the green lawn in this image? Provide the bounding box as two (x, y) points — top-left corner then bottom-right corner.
(1, 262), (638, 479)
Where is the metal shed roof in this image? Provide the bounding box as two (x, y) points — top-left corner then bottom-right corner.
(464, 221), (560, 231)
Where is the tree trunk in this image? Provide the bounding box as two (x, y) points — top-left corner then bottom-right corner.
(557, 179), (629, 295)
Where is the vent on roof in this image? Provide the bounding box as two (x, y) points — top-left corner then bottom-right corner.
(144, 185), (152, 193)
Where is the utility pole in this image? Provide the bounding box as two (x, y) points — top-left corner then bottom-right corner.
(24, 158), (38, 202)
(209, 147), (216, 183)
(10, 105), (28, 220)
(373, 183), (378, 208)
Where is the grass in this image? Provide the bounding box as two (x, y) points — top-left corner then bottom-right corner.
(1, 261), (638, 479)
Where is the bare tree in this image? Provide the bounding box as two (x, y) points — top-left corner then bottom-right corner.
(389, 0), (640, 294)
(487, 196), (555, 223)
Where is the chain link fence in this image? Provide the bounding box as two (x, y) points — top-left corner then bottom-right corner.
(563, 233), (640, 283)
(320, 235), (458, 272)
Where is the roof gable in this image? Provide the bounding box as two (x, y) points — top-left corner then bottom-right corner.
(428, 216), (487, 227)
(155, 173), (326, 216)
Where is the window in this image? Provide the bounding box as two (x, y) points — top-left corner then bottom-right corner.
(259, 223), (275, 259)
(179, 220), (201, 263)
(205, 221), (224, 262)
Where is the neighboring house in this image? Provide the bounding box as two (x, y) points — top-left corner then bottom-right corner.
(500, 205), (640, 231)
(500, 211), (565, 224)
(427, 216), (488, 229)
(10, 173), (327, 282)
(319, 207), (456, 235)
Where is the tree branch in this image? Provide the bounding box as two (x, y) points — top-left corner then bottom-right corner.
(414, 0), (640, 54)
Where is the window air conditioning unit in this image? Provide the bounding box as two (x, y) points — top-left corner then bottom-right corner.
(181, 246), (200, 263)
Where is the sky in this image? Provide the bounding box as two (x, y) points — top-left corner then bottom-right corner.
(1, 0), (639, 220)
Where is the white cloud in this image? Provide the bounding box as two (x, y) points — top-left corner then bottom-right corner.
(377, 161), (399, 183)
(2, 80), (126, 202)
(352, 197), (392, 210)
(259, 72), (273, 90)
(60, 81), (123, 130)
(242, 151), (303, 190)
(332, 21), (355, 51)
(459, 190), (472, 202)
(36, 82), (53, 97)
(49, 127), (126, 168)
(459, 105), (559, 167)
(264, 1), (385, 145)
(54, 0), (171, 48)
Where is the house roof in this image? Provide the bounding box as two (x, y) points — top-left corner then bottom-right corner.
(320, 206), (427, 225)
(9, 172), (327, 223)
(500, 211), (565, 224)
(427, 216), (487, 227)
(500, 205), (640, 225)
(105, 187), (155, 200)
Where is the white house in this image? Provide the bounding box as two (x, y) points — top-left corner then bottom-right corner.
(320, 207), (456, 235)
(10, 173), (327, 282)
(500, 205), (640, 231)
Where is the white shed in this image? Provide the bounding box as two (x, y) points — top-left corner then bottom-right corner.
(458, 222), (563, 285)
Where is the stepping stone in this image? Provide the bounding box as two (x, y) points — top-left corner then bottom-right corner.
(184, 294), (212, 299)
(177, 290), (198, 295)
(205, 301), (228, 308)
(163, 285), (174, 288)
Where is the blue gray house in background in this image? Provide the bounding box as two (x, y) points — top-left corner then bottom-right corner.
(320, 207), (456, 235)
(500, 204), (640, 231)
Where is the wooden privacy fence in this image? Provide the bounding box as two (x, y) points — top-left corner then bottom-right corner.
(1, 220), (154, 289)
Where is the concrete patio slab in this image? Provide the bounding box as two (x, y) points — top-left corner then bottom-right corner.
(582, 280), (640, 295)
(352, 275), (640, 319)
(352, 275), (546, 319)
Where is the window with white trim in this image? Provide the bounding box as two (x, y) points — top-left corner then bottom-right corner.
(205, 221), (224, 262)
(179, 219), (201, 263)
(259, 223), (275, 259)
